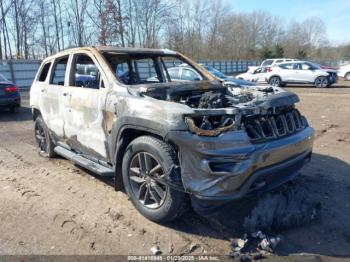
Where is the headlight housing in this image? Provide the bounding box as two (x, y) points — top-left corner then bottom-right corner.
(185, 115), (236, 137)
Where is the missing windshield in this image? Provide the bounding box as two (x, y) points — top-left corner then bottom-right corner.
(102, 52), (206, 85)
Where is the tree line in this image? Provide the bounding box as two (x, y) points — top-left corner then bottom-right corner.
(0, 0), (349, 61)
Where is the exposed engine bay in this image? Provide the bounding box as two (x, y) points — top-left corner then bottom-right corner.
(139, 84), (306, 140)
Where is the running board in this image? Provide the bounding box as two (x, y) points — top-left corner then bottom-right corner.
(54, 146), (114, 177)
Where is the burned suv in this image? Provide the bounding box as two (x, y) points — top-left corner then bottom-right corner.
(30, 47), (314, 222)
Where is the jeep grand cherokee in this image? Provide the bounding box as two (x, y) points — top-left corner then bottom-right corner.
(30, 47), (314, 222)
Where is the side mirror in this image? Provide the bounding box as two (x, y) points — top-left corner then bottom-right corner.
(194, 77), (201, 81)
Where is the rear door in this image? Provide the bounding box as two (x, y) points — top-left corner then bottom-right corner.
(63, 52), (110, 161)
(39, 56), (70, 140)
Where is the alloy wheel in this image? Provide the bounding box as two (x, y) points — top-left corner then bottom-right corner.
(270, 77), (280, 86)
(128, 152), (167, 209)
(315, 77), (328, 88)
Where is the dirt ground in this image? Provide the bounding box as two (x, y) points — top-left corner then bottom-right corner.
(0, 80), (350, 260)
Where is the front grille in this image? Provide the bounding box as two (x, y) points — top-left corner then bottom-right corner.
(244, 109), (306, 142)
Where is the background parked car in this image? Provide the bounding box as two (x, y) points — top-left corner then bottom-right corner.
(266, 61), (336, 88)
(0, 73), (21, 112)
(236, 66), (269, 83)
(261, 58), (296, 67)
(338, 64), (350, 81)
(200, 65), (256, 86)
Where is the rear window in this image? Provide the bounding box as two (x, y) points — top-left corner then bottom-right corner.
(279, 63), (293, 70)
(38, 62), (51, 82)
(262, 60), (273, 66)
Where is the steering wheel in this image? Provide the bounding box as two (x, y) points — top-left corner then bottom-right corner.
(128, 71), (140, 85)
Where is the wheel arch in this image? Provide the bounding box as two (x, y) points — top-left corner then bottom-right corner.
(314, 74), (329, 82)
(112, 125), (171, 190)
(268, 74), (282, 82)
(32, 108), (41, 121)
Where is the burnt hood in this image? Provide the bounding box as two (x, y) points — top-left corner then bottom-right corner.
(136, 80), (299, 111)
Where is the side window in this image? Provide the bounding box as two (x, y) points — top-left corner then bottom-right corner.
(279, 63), (293, 70)
(301, 63), (311, 70)
(72, 54), (100, 89)
(275, 59), (283, 64)
(293, 63), (302, 70)
(262, 60), (273, 66)
(254, 68), (262, 74)
(168, 68), (180, 80)
(38, 62), (51, 82)
(50, 57), (69, 85)
(181, 69), (200, 81)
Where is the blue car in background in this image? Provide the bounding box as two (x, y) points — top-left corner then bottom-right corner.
(0, 73), (21, 113)
(201, 65), (256, 87)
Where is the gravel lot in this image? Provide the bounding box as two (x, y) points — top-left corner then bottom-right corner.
(0, 81), (350, 260)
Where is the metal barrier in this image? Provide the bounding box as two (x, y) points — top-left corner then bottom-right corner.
(0, 60), (41, 91)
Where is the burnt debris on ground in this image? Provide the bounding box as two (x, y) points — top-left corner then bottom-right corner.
(227, 183), (321, 259)
(243, 184), (321, 233)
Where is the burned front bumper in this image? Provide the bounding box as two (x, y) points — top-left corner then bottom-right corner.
(167, 126), (314, 200)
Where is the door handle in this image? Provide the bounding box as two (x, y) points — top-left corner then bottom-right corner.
(41, 89), (46, 93)
(63, 92), (69, 96)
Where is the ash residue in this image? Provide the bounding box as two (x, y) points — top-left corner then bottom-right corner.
(243, 185), (321, 233)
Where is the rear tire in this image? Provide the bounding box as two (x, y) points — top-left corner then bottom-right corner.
(34, 116), (55, 158)
(269, 76), (282, 87)
(122, 136), (189, 223)
(315, 76), (329, 88)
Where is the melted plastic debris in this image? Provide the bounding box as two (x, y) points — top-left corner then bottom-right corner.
(243, 186), (321, 233)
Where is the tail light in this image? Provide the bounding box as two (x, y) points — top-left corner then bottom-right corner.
(4, 86), (18, 93)
(266, 67), (273, 72)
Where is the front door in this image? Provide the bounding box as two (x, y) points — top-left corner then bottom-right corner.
(297, 63), (315, 83)
(63, 52), (110, 161)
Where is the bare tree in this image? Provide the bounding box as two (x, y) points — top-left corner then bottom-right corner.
(1, 0), (345, 61)
(69, 0), (89, 46)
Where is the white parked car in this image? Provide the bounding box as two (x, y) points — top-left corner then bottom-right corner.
(261, 58), (296, 67)
(338, 64), (350, 81)
(236, 67), (268, 83)
(266, 61), (336, 88)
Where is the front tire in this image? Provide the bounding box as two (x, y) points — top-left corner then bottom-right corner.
(269, 76), (282, 87)
(345, 72), (350, 81)
(315, 76), (329, 88)
(122, 136), (188, 223)
(34, 116), (55, 158)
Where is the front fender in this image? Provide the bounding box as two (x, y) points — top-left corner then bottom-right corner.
(108, 116), (176, 163)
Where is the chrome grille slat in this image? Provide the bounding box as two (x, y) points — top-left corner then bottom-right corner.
(244, 109), (305, 142)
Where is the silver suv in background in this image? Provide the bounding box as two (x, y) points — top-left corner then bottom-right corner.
(266, 61), (337, 88)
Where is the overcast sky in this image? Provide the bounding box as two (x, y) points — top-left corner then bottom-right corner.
(230, 0), (350, 45)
